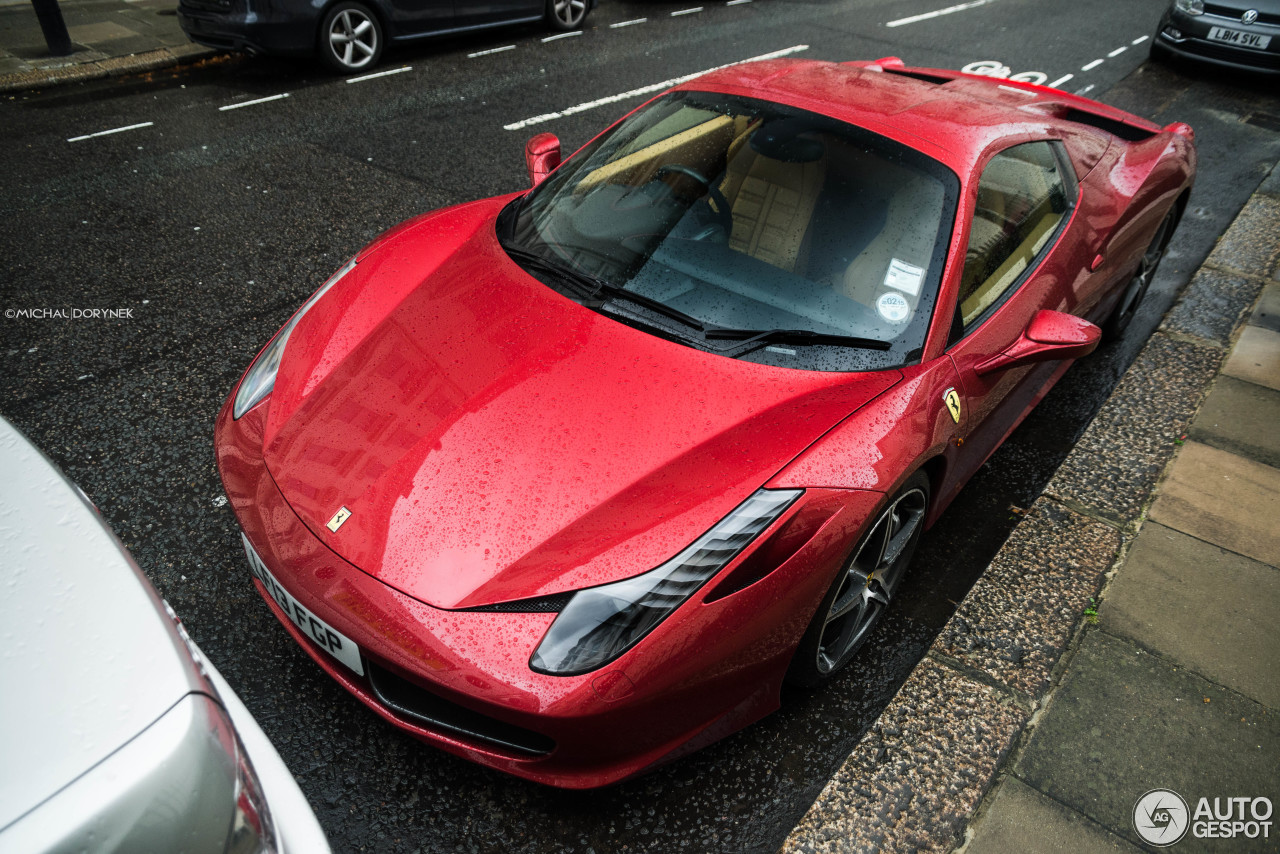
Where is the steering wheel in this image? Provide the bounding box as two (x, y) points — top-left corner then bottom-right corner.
(653, 164), (733, 235)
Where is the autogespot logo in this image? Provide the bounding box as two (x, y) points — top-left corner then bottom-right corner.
(1134, 789), (1190, 847)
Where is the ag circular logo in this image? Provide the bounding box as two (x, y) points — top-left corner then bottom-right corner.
(1135, 789), (1190, 846)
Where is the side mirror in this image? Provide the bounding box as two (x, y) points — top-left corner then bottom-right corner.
(525, 132), (561, 187)
(976, 310), (1100, 376)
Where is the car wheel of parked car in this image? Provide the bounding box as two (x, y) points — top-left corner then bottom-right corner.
(1103, 209), (1176, 340)
(546, 0), (587, 31)
(320, 2), (383, 73)
(786, 470), (930, 689)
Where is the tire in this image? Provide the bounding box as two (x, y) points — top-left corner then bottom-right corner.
(319, 2), (383, 74)
(785, 470), (931, 689)
(1102, 209), (1176, 341)
(546, 0), (588, 32)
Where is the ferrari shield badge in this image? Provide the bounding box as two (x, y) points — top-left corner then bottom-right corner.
(943, 388), (962, 424)
(327, 506), (352, 533)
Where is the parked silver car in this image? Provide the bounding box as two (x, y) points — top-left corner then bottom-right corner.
(0, 416), (330, 854)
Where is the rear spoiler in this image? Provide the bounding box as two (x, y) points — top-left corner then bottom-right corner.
(842, 56), (1193, 143)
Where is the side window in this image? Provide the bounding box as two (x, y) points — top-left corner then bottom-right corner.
(956, 142), (1070, 332)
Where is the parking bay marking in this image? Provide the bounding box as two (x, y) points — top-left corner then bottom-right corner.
(503, 43), (808, 131)
(887, 0), (999, 28)
(219, 92), (290, 111)
(347, 66), (413, 83)
(469, 44), (516, 57)
(67, 121), (153, 143)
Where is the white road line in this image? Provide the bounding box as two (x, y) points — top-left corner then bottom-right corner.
(67, 121), (153, 143)
(347, 66), (412, 83)
(886, 0), (997, 28)
(543, 30), (582, 42)
(1107, 46), (1127, 57)
(1081, 58), (1104, 71)
(1132, 34), (1149, 45)
(1075, 84), (1096, 95)
(469, 44), (516, 57)
(504, 44), (809, 131)
(219, 93), (289, 111)
(671, 6), (703, 15)
(727, 0), (752, 5)
(610, 17), (647, 27)
(1048, 73), (1073, 89)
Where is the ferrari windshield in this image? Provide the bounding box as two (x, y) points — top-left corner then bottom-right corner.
(502, 90), (959, 370)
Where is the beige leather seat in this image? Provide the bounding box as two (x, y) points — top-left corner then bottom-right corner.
(838, 168), (946, 317)
(721, 147), (826, 274)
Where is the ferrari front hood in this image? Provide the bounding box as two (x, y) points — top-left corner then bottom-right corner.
(261, 199), (900, 609)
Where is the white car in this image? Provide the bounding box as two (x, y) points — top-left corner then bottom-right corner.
(0, 416), (330, 854)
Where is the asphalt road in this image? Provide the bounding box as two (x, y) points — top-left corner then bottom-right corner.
(3, 0), (1280, 851)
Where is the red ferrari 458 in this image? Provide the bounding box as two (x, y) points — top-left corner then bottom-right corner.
(215, 57), (1195, 788)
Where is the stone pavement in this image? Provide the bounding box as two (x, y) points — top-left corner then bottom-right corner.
(0, 0), (216, 92)
(782, 167), (1280, 852)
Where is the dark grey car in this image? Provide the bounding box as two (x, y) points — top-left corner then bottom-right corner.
(1152, 0), (1280, 75)
(179, 0), (596, 73)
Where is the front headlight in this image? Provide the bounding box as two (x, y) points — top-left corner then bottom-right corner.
(1173, 0), (1203, 15)
(232, 258), (357, 419)
(529, 488), (802, 676)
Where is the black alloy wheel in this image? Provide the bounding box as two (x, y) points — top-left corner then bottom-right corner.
(1103, 209), (1176, 340)
(786, 470), (930, 688)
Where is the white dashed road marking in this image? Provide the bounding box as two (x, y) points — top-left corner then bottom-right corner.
(610, 17), (647, 27)
(469, 45), (516, 57)
(219, 93), (290, 111)
(67, 121), (154, 143)
(671, 6), (703, 15)
(1108, 46), (1127, 57)
(1049, 73), (1074, 88)
(543, 31), (583, 42)
(347, 66), (413, 83)
(1081, 58), (1104, 71)
(887, 0), (999, 28)
(504, 44), (809, 131)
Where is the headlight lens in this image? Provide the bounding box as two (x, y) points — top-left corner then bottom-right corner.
(529, 488), (802, 676)
(1173, 0), (1203, 15)
(232, 258), (357, 419)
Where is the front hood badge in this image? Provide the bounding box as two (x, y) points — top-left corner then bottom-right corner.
(327, 506), (352, 533)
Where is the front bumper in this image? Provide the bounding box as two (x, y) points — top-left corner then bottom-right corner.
(214, 398), (874, 788)
(1153, 7), (1280, 75)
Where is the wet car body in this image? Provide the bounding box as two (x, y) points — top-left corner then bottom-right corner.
(215, 58), (1196, 788)
(1152, 0), (1280, 75)
(0, 416), (330, 853)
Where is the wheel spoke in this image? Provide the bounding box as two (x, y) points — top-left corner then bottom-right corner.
(353, 19), (372, 38)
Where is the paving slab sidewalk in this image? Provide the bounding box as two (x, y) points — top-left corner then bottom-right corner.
(0, 0), (218, 92)
(781, 168), (1280, 852)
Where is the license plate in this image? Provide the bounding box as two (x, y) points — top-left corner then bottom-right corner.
(1207, 26), (1271, 49)
(241, 533), (365, 676)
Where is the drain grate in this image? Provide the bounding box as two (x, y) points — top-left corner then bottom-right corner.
(1243, 112), (1280, 133)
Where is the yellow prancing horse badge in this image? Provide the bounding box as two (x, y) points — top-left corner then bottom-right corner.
(327, 506), (352, 533)
(943, 388), (962, 424)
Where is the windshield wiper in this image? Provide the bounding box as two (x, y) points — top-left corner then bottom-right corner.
(704, 327), (891, 358)
(503, 245), (713, 337)
(501, 245), (601, 301)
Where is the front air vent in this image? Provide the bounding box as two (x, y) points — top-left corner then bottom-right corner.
(462, 592), (573, 613)
(367, 662), (556, 757)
